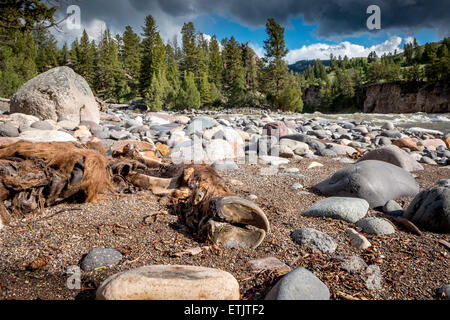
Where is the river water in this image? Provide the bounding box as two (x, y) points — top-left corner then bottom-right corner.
(298, 112), (450, 134)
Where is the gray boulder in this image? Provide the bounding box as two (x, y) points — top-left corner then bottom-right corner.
(10, 67), (100, 125)
(357, 145), (424, 172)
(382, 200), (404, 216)
(265, 267), (330, 300)
(404, 186), (450, 233)
(303, 197), (369, 223)
(314, 160), (419, 208)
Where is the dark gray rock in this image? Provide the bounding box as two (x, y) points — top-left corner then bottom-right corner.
(404, 186), (450, 233)
(291, 228), (337, 253)
(381, 130), (402, 138)
(314, 160), (420, 208)
(81, 248), (123, 271)
(303, 197), (369, 223)
(316, 148), (338, 158)
(265, 267), (330, 300)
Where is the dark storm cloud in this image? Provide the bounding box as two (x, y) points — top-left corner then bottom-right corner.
(57, 0), (450, 39)
(128, 0), (450, 37)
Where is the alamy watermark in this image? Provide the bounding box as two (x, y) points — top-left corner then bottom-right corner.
(366, 5), (381, 30)
(66, 5), (81, 30)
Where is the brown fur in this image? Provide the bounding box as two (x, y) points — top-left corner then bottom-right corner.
(0, 141), (111, 204)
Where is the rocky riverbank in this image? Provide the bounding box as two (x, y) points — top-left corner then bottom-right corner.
(0, 105), (449, 300)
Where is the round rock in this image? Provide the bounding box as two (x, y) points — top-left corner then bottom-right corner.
(404, 186), (450, 233)
(303, 197), (369, 223)
(314, 160), (419, 208)
(265, 267), (330, 300)
(356, 217), (395, 235)
(291, 228), (337, 253)
(81, 248), (123, 271)
(96, 265), (240, 300)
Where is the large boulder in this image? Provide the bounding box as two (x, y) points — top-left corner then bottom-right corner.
(10, 67), (99, 125)
(314, 160), (419, 208)
(404, 186), (450, 233)
(357, 145), (424, 172)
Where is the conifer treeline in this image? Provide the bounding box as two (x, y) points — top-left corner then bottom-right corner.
(0, 13), (303, 112)
(297, 38), (450, 112)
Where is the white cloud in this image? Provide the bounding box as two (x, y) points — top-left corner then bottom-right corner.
(248, 42), (264, 58)
(286, 36), (404, 64)
(404, 36), (414, 45)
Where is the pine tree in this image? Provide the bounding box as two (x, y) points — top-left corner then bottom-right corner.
(76, 30), (96, 87)
(208, 35), (223, 88)
(33, 27), (58, 73)
(58, 42), (70, 66)
(0, 31), (37, 97)
(146, 72), (164, 111)
(97, 29), (127, 102)
(180, 22), (198, 76)
(122, 26), (141, 98)
(222, 37), (246, 106)
(139, 15), (158, 97)
(176, 71), (201, 109)
(263, 18), (289, 108)
(199, 72), (211, 105)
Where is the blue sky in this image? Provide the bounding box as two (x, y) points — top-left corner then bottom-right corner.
(53, 0), (448, 64)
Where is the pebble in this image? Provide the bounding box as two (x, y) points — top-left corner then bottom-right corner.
(303, 197), (369, 223)
(81, 248), (123, 271)
(345, 228), (372, 249)
(291, 228), (337, 253)
(356, 217), (396, 235)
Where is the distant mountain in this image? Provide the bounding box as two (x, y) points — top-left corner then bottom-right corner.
(288, 59), (331, 74)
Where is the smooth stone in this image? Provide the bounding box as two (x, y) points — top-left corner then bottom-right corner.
(9, 113), (40, 128)
(211, 161), (239, 171)
(18, 129), (77, 142)
(30, 120), (55, 131)
(345, 228), (372, 249)
(317, 148), (338, 158)
(186, 117), (218, 134)
(404, 186), (450, 233)
(420, 156), (437, 165)
(0, 122), (19, 137)
(265, 267), (330, 300)
(81, 248), (123, 271)
(303, 197), (369, 223)
(96, 265), (240, 300)
(291, 228), (337, 253)
(248, 256), (290, 272)
(326, 143), (357, 156)
(314, 160), (419, 208)
(356, 217), (395, 235)
(382, 200), (404, 216)
(357, 145), (424, 172)
(341, 256), (368, 273)
(381, 130), (402, 138)
(259, 155), (290, 166)
(292, 183), (303, 190)
(205, 139), (239, 162)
